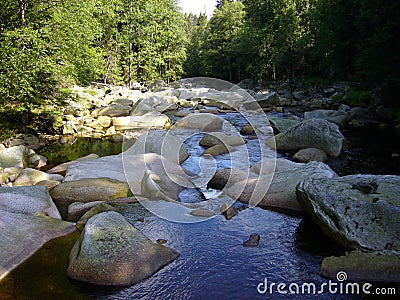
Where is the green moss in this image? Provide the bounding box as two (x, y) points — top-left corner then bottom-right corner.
(346, 88), (372, 106)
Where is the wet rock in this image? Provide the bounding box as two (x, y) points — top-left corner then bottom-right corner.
(243, 234), (260, 247)
(174, 113), (224, 131)
(77, 203), (116, 225)
(156, 239), (168, 245)
(67, 211), (179, 286)
(200, 132), (246, 147)
(13, 168), (64, 186)
(0, 186), (61, 218)
(208, 168), (256, 190)
(268, 117), (300, 134)
(293, 148), (328, 163)
(266, 119), (345, 157)
(240, 124), (255, 135)
(304, 110), (348, 128)
(220, 203), (238, 220)
(297, 175), (400, 250)
(0, 210), (75, 280)
(202, 144), (230, 156)
(320, 251), (400, 283)
(0, 145), (30, 169)
(50, 178), (130, 215)
(190, 208), (216, 217)
(129, 130), (189, 164)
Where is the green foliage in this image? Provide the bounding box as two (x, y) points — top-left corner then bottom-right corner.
(346, 88), (372, 106)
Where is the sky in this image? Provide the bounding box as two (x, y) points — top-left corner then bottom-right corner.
(178, 0), (217, 18)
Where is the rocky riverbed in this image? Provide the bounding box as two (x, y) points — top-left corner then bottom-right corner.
(0, 78), (399, 298)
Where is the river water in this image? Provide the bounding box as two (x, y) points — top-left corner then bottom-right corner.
(1, 108), (397, 299)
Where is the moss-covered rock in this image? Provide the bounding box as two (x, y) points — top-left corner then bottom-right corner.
(67, 211), (179, 286)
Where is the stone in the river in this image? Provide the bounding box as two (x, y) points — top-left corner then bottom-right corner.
(202, 144), (230, 156)
(208, 168), (256, 190)
(220, 202), (238, 220)
(50, 178), (130, 215)
(112, 98), (134, 106)
(230, 158), (337, 211)
(243, 234), (260, 247)
(67, 211), (179, 286)
(12, 168), (64, 186)
(0, 145), (30, 169)
(240, 124), (255, 135)
(129, 130), (189, 164)
(266, 119), (344, 157)
(320, 251), (400, 283)
(47, 153), (100, 174)
(190, 208), (216, 217)
(0, 186), (61, 218)
(112, 112), (171, 130)
(293, 148), (328, 163)
(77, 203), (115, 225)
(28, 153), (47, 169)
(174, 113), (224, 131)
(67, 201), (107, 222)
(254, 92), (280, 107)
(98, 104), (131, 117)
(200, 132), (246, 147)
(267, 116), (300, 134)
(297, 175), (400, 250)
(0, 210), (75, 280)
(304, 109), (348, 128)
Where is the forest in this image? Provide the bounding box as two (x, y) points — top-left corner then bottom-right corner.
(0, 0), (399, 130)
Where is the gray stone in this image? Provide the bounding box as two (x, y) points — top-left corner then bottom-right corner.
(0, 186), (61, 218)
(50, 178), (131, 215)
(174, 113), (224, 131)
(266, 119), (345, 157)
(200, 132), (246, 147)
(47, 153), (100, 174)
(220, 203), (238, 220)
(12, 168), (64, 186)
(112, 113), (171, 130)
(67, 211), (179, 286)
(77, 203), (116, 225)
(254, 92), (280, 107)
(112, 98), (134, 106)
(304, 110), (348, 128)
(67, 201), (107, 222)
(0, 211), (75, 280)
(243, 234), (260, 247)
(240, 124), (255, 135)
(129, 130), (189, 164)
(202, 144), (230, 156)
(98, 104), (131, 117)
(292, 91), (307, 101)
(268, 117), (300, 134)
(297, 175), (400, 250)
(320, 251), (400, 283)
(28, 153), (47, 169)
(0, 145), (30, 169)
(293, 148), (328, 163)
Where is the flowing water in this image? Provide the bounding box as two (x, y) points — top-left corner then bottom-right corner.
(1, 109), (396, 299)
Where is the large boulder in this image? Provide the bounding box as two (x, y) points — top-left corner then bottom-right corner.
(50, 178), (130, 215)
(254, 92), (280, 107)
(266, 119), (345, 157)
(320, 251), (400, 283)
(0, 145), (30, 169)
(98, 104), (131, 117)
(112, 112), (171, 130)
(297, 175), (400, 250)
(174, 113), (224, 132)
(304, 109), (348, 128)
(268, 117), (300, 134)
(0, 186), (61, 218)
(0, 210), (75, 280)
(128, 130), (189, 164)
(12, 168), (64, 186)
(67, 211), (179, 286)
(199, 132), (246, 147)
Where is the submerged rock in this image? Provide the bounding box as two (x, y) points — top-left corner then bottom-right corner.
(243, 234), (260, 247)
(266, 119), (345, 157)
(0, 186), (61, 218)
(320, 251), (400, 283)
(67, 211), (179, 286)
(0, 210), (75, 280)
(297, 175), (400, 250)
